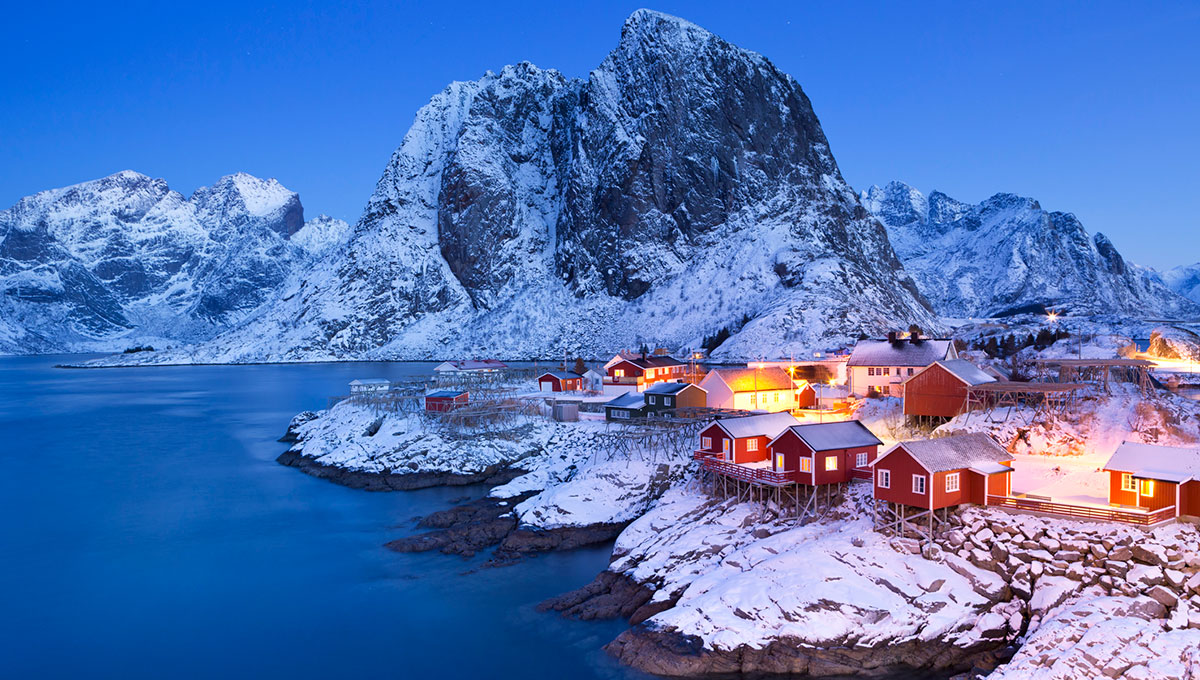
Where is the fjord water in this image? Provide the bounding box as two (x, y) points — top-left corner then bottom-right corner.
(0, 356), (641, 679)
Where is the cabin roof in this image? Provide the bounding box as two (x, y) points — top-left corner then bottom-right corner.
(908, 359), (997, 387)
(1104, 441), (1200, 481)
(716, 412), (801, 440)
(645, 382), (704, 395)
(813, 384), (850, 399)
(705, 367), (795, 392)
(540, 371), (582, 381)
(349, 378), (390, 385)
(847, 339), (953, 367)
(780, 421), (882, 451)
(426, 389), (467, 399)
(605, 392), (646, 409)
(616, 355), (685, 369)
(876, 433), (1010, 473)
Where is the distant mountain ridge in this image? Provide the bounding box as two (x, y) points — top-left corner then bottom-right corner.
(160, 9), (938, 363)
(0, 170), (348, 353)
(1159, 264), (1200, 306)
(862, 181), (1197, 319)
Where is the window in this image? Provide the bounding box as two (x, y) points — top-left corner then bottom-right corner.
(746, 439), (759, 452)
(614, 369), (624, 378)
(648, 396), (656, 405)
(614, 409), (628, 419)
(907, 368), (914, 376)
(856, 452), (868, 468)
(912, 475), (927, 495)
(946, 472), (960, 493)
(1140, 479), (1155, 496)
(750, 392), (757, 405)
(702, 437), (712, 449)
(775, 453), (785, 471)
(868, 367), (876, 376)
(825, 455), (838, 471)
(880, 385), (890, 395)
(878, 469), (891, 488)
(646, 369), (655, 378)
(800, 457), (812, 473)
(1120, 473), (1136, 492)
(882, 367), (890, 376)
(774, 392), (780, 402)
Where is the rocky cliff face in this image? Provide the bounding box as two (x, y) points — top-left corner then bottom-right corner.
(185, 10), (936, 363)
(862, 181), (1197, 319)
(0, 170), (346, 353)
(1160, 264), (1200, 306)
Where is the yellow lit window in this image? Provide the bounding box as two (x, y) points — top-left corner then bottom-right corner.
(747, 439), (759, 452)
(614, 369), (624, 377)
(1140, 479), (1155, 496)
(800, 458), (812, 473)
(775, 453), (784, 470)
(825, 456), (837, 471)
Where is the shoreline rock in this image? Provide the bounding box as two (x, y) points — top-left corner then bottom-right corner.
(275, 449), (526, 491)
(539, 570), (673, 625)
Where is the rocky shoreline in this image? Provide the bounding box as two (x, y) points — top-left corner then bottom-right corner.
(274, 449), (526, 491)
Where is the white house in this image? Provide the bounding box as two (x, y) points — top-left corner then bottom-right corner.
(582, 368), (606, 393)
(846, 335), (957, 397)
(698, 367), (799, 412)
(349, 378), (391, 395)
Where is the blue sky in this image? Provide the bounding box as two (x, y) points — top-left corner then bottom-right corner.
(2, 1), (1197, 268)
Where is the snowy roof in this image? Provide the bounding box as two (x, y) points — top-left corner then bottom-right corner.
(583, 368), (606, 378)
(706, 367), (795, 392)
(539, 371), (582, 380)
(645, 382), (704, 395)
(349, 378), (390, 385)
(876, 433), (1010, 473)
(716, 412), (801, 440)
(1103, 442), (1200, 481)
(846, 339), (954, 367)
(426, 389), (467, 399)
(605, 392), (646, 409)
(777, 421), (882, 451)
(813, 384), (850, 399)
(910, 359), (997, 387)
(968, 461), (1014, 475)
(620, 355), (685, 369)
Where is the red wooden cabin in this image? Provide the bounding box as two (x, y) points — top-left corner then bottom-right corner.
(1103, 442), (1200, 518)
(901, 359), (996, 419)
(766, 421), (883, 484)
(795, 381), (816, 409)
(605, 354), (687, 389)
(538, 371), (583, 392)
(694, 412), (801, 465)
(872, 433), (1012, 510)
(425, 389), (469, 413)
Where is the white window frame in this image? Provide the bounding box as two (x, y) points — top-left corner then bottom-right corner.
(800, 458), (812, 473)
(648, 396), (656, 405)
(613, 409), (628, 419)
(912, 474), (926, 495)
(945, 472), (960, 493)
(746, 439), (759, 452)
(856, 452), (868, 468)
(824, 455), (838, 471)
(701, 436), (712, 450)
(775, 453), (785, 471)
(1120, 473), (1136, 492)
(878, 469), (891, 489)
(614, 369), (624, 378)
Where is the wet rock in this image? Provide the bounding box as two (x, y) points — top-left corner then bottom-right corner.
(538, 571), (666, 622)
(276, 449), (525, 490)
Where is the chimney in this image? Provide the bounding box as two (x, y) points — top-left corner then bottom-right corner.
(887, 331), (898, 343)
(909, 330), (921, 343)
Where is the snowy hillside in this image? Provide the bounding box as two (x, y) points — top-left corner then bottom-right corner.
(862, 181), (1197, 319)
(1160, 263), (1200, 306)
(0, 170), (347, 354)
(137, 10), (937, 364)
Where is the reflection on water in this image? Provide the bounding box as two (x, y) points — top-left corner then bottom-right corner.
(0, 356), (646, 679)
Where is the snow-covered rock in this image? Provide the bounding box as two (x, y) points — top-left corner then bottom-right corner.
(1147, 325), (1200, 362)
(110, 9), (938, 365)
(862, 181), (1197, 319)
(0, 170), (346, 354)
(1160, 263), (1200, 305)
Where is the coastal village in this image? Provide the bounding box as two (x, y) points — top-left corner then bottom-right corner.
(284, 323), (1200, 678)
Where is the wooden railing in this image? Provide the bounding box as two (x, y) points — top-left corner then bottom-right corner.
(987, 496), (1176, 526)
(697, 455), (794, 486)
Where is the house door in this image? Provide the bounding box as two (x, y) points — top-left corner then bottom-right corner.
(775, 453), (785, 471)
(723, 439), (732, 461)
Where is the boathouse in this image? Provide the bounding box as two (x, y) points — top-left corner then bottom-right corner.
(871, 433), (1012, 543)
(537, 371), (583, 393)
(604, 391), (648, 421)
(425, 389), (468, 413)
(901, 359), (997, 422)
(766, 421), (883, 483)
(349, 378), (391, 395)
(846, 334), (957, 397)
(1103, 442), (1200, 519)
(644, 382), (707, 414)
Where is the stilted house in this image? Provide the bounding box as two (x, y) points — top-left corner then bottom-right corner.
(643, 382), (707, 414)
(871, 433), (1012, 542)
(766, 421), (883, 483)
(349, 378), (391, 395)
(425, 389), (468, 413)
(603, 352), (687, 389)
(604, 391), (648, 421)
(1103, 442), (1200, 519)
(847, 334), (957, 397)
(901, 359), (997, 422)
(698, 367), (801, 412)
(537, 371), (583, 392)
(694, 412), (801, 465)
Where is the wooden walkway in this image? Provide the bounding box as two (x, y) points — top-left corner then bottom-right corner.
(986, 495), (1177, 526)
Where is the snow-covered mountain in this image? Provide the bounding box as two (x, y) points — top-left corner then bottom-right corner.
(177, 10), (937, 363)
(862, 181), (1197, 319)
(1160, 264), (1200, 306)
(0, 170), (347, 353)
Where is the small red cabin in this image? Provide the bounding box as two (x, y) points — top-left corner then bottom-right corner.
(901, 359), (997, 419)
(605, 354), (687, 389)
(695, 412), (801, 464)
(538, 371), (583, 392)
(766, 420), (883, 485)
(1103, 442), (1200, 518)
(425, 389), (469, 413)
(872, 433), (1012, 510)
